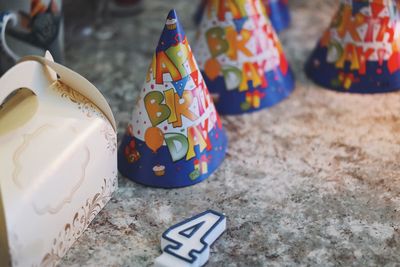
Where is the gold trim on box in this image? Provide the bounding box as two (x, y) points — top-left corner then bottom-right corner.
(40, 175), (117, 267)
(52, 81), (116, 154)
(102, 125), (117, 154)
(53, 81), (104, 120)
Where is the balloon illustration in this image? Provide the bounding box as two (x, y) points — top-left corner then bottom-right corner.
(145, 127), (164, 153)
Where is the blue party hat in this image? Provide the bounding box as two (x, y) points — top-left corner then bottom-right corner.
(118, 10), (228, 188)
(305, 0), (400, 93)
(194, 0), (295, 114)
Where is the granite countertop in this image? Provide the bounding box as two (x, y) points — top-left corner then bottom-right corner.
(60, 0), (400, 266)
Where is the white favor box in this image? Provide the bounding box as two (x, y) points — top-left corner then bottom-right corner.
(0, 53), (118, 267)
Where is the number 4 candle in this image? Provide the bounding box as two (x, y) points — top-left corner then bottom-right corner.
(154, 210), (226, 267)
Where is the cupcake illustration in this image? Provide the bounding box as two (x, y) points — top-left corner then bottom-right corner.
(166, 18), (177, 30)
(153, 164), (166, 176)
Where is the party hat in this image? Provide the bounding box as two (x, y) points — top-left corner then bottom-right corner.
(118, 10), (228, 188)
(305, 0), (400, 93)
(194, 0), (295, 114)
(263, 0), (291, 33)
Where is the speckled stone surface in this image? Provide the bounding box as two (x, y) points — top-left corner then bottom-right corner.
(60, 0), (400, 266)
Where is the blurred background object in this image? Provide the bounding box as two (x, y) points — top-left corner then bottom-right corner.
(108, 0), (144, 15)
(0, 0), (64, 74)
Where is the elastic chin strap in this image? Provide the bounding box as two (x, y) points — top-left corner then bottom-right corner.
(0, 189), (11, 267)
(1, 12), (19, 61)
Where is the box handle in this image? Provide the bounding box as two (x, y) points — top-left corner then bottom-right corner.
(0, 60), (49, 106)
(21, 55), (117, 131)
(0, 55), (116, 131)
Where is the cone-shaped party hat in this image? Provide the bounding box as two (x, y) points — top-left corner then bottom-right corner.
(194, 0), (295, 115)
(305, 0), (400, 93)
(263, 0), (291, 33)
(118, 10), (228, 188)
